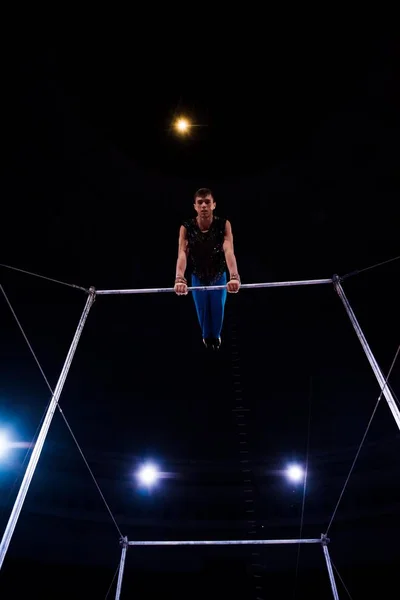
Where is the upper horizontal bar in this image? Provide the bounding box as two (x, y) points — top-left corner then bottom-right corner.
(96, 279), (332, 296)
(128, 538), (322, 546)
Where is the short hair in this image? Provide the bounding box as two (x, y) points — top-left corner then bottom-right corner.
(194, 188), (213, 201)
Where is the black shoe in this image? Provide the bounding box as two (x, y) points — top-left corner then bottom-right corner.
(210, 337), (221, 350)
(203, 337), (221, 350)
(203, 338), (212, 349)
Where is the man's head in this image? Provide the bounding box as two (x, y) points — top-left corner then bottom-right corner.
(194, 188), (216, 219)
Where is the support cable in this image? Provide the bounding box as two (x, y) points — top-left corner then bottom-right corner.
(292, 377), (313, 599)
(331, 559), (354, 600)
(325, 343), (400, 535)
(340, 254), (400, 281)
(0, 263), (89, 293)
(104, 561), (121, 600)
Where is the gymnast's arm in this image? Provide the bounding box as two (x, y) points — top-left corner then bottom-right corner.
(174, 226), (189, 295)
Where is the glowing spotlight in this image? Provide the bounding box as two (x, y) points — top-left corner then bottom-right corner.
(136, 463), (160, 487)
(175, 117), (191, 134)
(286, 464), (304, 483)
(0, 432), (10, 458)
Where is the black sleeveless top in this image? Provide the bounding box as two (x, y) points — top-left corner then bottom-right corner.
(183, 216), (227, 284)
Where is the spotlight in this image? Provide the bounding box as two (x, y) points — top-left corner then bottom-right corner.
(136, 463), (160, 487)
(286, 464), (304, 483)
(0, 432), (10, 458)
(174, 117), (191, 134)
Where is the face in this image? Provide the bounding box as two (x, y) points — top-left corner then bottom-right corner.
(194, 194), (216, 218)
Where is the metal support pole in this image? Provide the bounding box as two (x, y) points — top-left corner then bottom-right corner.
(321, 535), (340, 600)
(333, 276), (400, 430)
(115, 537), (128, 600)
(0, 288), (96, 569)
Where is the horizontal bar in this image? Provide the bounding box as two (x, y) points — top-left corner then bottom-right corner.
(128, 538), (322, 546)
(96, 279), (332, 296)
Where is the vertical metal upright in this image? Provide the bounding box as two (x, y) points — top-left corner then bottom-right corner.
(333, 276), (400, 430)
(321, 535), (340, 599)
(0, 288), (96, 569)
(115, 537), (128, 600)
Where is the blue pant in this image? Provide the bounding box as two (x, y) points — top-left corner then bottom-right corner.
(191, 272), (228, 339)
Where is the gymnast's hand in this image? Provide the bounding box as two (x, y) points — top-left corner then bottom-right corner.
(227, 275), (240, 293)
(174, 277), (188, 295)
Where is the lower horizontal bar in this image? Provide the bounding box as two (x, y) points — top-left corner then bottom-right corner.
(96, 279), (332, 295)
(128, 538), (322, 546)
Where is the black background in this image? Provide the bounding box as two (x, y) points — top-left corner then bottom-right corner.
(1, 22), (399, 599)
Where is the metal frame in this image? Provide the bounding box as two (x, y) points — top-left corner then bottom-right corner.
(333, 276), (400, 428)
(1, 275), (398, 598)
(112, 535), (339, 599)
(116, 537), (129, 600)
(321, 535), (340, 600)
(0, 287), (96, 569)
